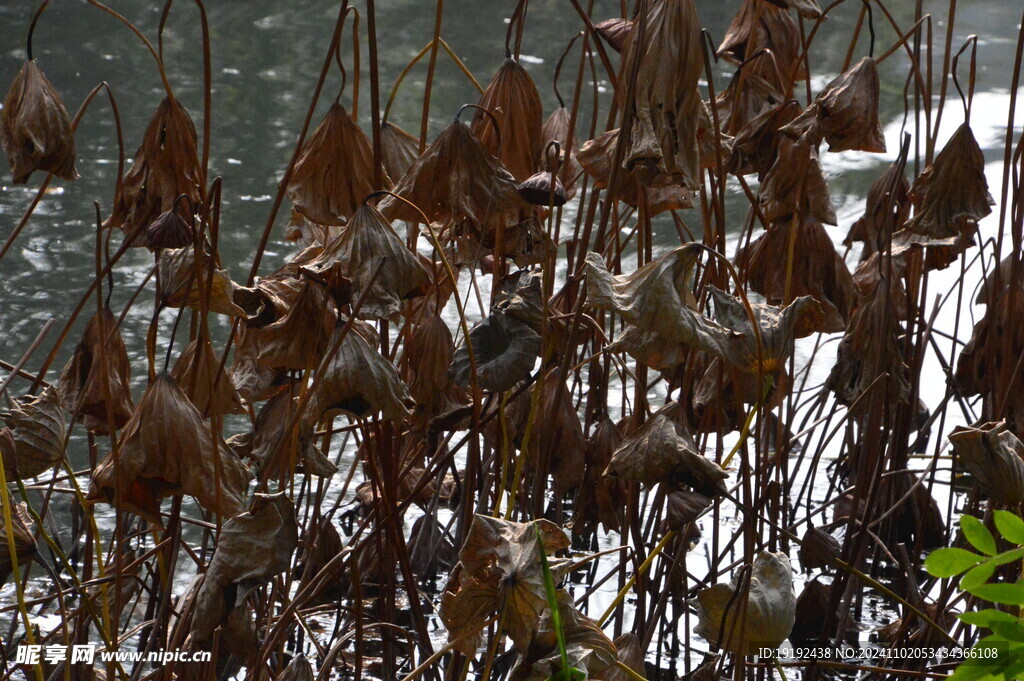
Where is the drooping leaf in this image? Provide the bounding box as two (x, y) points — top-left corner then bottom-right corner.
(1, 60), (77, 184)
(441, 515), (571, 654)
(190, 493), (298, 642)
(287, 102), (387, 226)
(693, 551), (796, 655)
(89, 373), (252, 525)
(2, 387), (67, 479)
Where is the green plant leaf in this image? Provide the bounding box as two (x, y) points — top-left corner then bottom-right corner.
(970, 582), (1024, 606)
(961, 561), (998, 591)
(926, 547), (984, 577)
(994, 510), (1024, 545)
(962, 515), (998, 556)
(959, 609), (1020, 627)
(991, 548), (1024, 567)
(991, 621), (1024, 642)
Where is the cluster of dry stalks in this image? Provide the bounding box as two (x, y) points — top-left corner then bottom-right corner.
(1, 0), (1024, 680)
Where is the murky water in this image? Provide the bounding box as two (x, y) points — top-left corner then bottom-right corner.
(1, 0), (1022, 677)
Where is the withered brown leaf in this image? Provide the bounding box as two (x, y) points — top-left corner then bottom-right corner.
(759, 133), (837, 225)
(306, 321), (412, 422)
(308, 202), (428, 321)
(903, 122), (993, 239)
(949, 421), (1024, 506)
(89, 373), (251, 525)
(540, 107), (581, 200)
(287, 102), (387, 226)
(190, 493), (298, 642)
(1, 60), (77, 184)
(158, 246), (248, 317)
(737, 217), (858, 332)
(472, 59), (543, 182)
(448, 310), (541, 393)
(694, 551), (796, 654)
(106, 97), (202, 244)
(618, 0), (704, 188)
(783, 57), (886, 153)
(380, 120), (420, 181)
(510, 593), (617, 681)
(57, 306), (133, 434)
(0, 502), (36, 583)
(441, 515), (571, 654)
(171, 337), (245, 418)
(718, 0), (807, 83)
(846, 160), (911, 259)
(826, 287), (911, 410)
(380, 116), (522, 226)
(604, 406), (728, 495)
(2, 387), (67, 479)
(578, 128), (693, 214)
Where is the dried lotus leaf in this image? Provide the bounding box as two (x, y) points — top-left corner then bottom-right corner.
(472, 59), (543, 182)
(718, 0), (807, 82)
(728, 99), (803, 176)
(540, 107), (581, 200)
(1, 59), (77, 184)
(441, 515), (571, 654)
(0, 502), (36, 582)
(694, 551), (796, 654)
(585, 247), (741, 362)
(595, 18), (632, 53)
(255, 277), (338, 371)
(783, 57), (885, 153)
(769, 0), (822, 18)
(826, 288), (911, 410)
(228, 325), (290, 403)
(711, 280), (823, 371)
(604, 408), (728, 496)
(606, 323), (690, 371)
(105, 97), (202, 244)
(408, 514), (457, 577)
(379, 117), (522, 226)
(2, 387), (67, 479)
(665, 490), (713, 531)
(799, 527), (841, 570)
(714, 61), (788, 137)
(846, 160), (911, 259)
(307, 203), (428, 321)
(171, 337), (245, 417)
(904, 123), (993, 239)
(517, 170), (567, 207)
(88, 373), (251, 525)
(190, 493), (298, 642)
(145, 208), (194, 251)
(448, 311), (541, 393)
(759, 133), (837, 225)
(57, 306), (133, 434)
(158, 247), (247, 317)
(949, 421), (1024, 506)
(578, 128), (693, 214)
(509, 594), (617, 681)
(596, 633), (645, 681)
(250, 391), (337, 480)
(499, 371), (586, 495)
(618, 0), (703, 189)
(287, 102), (386, 226)
(570, 416), (628, 533)
(405, 313), (464, 416)
(276, 655), (314, 681)
(736, 217), (858, 332)
(306, 321), (412, 422)
(380, 120), (420, 181)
